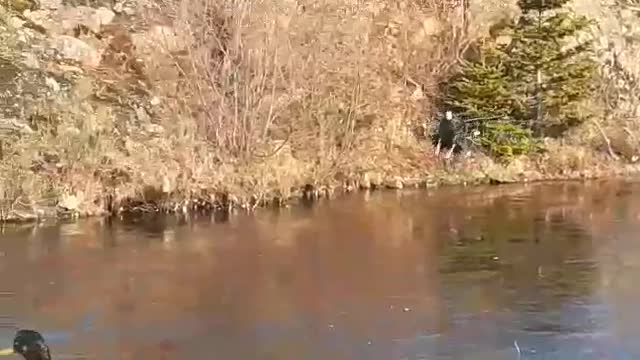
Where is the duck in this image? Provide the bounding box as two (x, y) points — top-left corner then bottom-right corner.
(0, 329), (51, 360)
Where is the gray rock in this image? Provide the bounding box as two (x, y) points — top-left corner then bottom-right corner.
(25, 5), (115, 35)
(21, 52), (40, 68)
(38, 0), (62, 10)
(58, 6), (115, 33)
(422, 17), (442, 36)
(22, 10), (53, 30)
(371, 172), (383, 187)
(112, 1), (124, 13)
(123, 6), (135, 16)
(467, 0), (520, 37)
(135, 106), (150, 123)
(360, 172), (371, 189)
(45, 76), (60, 92)
(143, 123), (165, 135)
(90, 6), (115, 31)
(112, 1), (135, 15)
(384, 177), (404, 189)
(0, 118), (34, 134)
(50, 35), (101, 66)
(58, 193), (79, 211)
(495, 35), (512, 46)
(8, 17), (26, 29)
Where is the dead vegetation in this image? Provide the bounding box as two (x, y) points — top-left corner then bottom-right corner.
(1, 0), (640, 222)
(2, 0), (471, 221)
(145, 0), (464, 160)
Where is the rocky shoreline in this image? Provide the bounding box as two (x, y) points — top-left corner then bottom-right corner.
(3, 158), (639, 224)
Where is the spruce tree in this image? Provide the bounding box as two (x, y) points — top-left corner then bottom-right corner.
(439, 0), (599, 160)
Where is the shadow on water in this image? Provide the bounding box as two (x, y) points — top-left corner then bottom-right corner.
(1, 180), (640, 359)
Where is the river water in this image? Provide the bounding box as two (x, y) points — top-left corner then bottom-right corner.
(0, 180), (639, 359)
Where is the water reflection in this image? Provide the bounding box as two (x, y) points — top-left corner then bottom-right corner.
(0, 180), (639, 358)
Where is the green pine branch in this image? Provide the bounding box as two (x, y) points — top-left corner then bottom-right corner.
(438, 0), (598, 161)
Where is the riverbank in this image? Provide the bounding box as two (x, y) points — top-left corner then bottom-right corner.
(2, 144), (639, 223)
(1, 0), (640, 223)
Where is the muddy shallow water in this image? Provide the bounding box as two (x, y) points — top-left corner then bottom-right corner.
(1, 180), (640, 359)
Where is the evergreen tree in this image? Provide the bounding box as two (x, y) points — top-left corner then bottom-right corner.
(439, 0), (599, 160)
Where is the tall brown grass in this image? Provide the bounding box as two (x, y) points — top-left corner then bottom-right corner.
(136, 0), (468, 193)
(1, 0), (470, 220)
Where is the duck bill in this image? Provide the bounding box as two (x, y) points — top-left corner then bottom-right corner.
(0, 348), (13, 356)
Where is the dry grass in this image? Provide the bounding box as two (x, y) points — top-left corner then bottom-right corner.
(4, 0), (638, 222)
(0, 0), (470, 220)
(561, 24), (640, 164)
(145, 0), (465, 162)
(128, 0), (468, 196)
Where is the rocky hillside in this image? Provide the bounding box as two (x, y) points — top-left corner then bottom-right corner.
(0, 0), (181, 219)
(0, 0), (639, 221)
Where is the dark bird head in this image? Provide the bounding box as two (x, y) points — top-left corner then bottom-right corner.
(0, 330), (51, 360)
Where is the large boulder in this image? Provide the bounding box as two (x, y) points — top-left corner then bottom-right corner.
(49, 35), (102, 67)
(24, 5), (115, 35)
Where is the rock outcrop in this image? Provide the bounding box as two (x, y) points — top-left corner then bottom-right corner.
(0, 0), (170, 134)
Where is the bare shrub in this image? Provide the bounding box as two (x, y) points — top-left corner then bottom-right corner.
(0, 0), (469, 219)
(138, 0), (466, 180)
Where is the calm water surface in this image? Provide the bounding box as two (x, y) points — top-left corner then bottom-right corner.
(0, 181), (640, 359)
